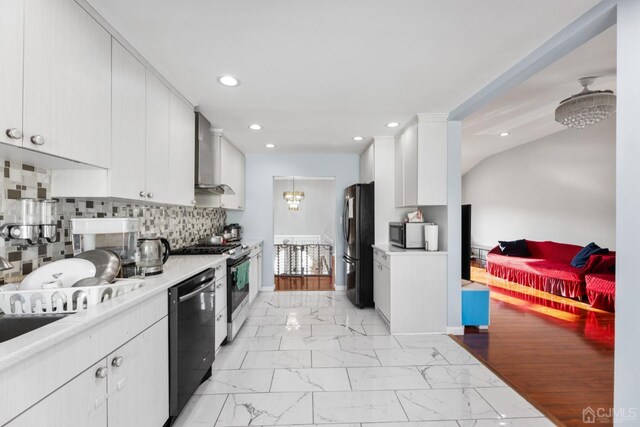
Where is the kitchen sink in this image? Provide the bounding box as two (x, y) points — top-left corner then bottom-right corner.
(0, 314), (69, 344)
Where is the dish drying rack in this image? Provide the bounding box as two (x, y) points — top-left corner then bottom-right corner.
(0, 278), (144, 315)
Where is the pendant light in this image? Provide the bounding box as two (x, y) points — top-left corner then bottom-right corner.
(283, 177), (304, 212)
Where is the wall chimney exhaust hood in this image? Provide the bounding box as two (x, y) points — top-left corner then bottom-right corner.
(194, 113), (236, 195)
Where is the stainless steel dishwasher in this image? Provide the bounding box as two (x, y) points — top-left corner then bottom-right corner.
(167, 267), (216, 423)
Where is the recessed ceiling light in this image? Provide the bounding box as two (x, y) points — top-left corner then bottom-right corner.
(217, 74), (240, 87)
(500, 132), (510, 137)
(353, 136), (364, 142)
(249, 123), (262, 131)
(386, 122), (400, 128)
(265, 144), (275, 148)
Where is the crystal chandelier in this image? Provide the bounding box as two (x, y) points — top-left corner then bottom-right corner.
(555, 77), (616, 129)
(283, 177), (304, 212)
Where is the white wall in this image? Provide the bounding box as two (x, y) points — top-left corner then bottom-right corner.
(616, 1), (640, 422)
(228, 154), (359, 289)
(273, 178), (336, 240)
(462, 115), (616, 249)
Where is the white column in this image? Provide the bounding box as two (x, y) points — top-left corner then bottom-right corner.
(447, 120), (462, 333)
(615, 1), (640, 424)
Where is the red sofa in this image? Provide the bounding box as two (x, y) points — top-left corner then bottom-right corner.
(486, 240), (615, 299)
(586, 273), (616, 312)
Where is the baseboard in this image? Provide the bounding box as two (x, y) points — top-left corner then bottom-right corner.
(334, 285), (346, 291)
(447, 326), (465, 335)
(260, 285), (275, 292)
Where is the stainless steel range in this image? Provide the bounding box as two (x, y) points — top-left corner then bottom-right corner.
(171, 242), (252, 341)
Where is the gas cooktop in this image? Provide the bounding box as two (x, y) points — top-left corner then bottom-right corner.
(171, 242), (251, 260)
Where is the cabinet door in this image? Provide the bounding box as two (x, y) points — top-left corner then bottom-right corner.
(6, 360), (108, 427)
(169, 93), (195, 206)
(215, 307), (227, 349)
(107, 317), (168, 427)
(373, 261), (391, 323)
(394, 133), (405, 208)
(402, 122), (419, 206)
(249, 254), (258, 303)
(0, 0), (23, 146)
(220, 139), (244, 209)
(145, 70), (170, 203)
(23, 0), (111, 167)
(215, 274), (227, 316)
(257, 254), (263, 291)
(111, 39), (146, 200)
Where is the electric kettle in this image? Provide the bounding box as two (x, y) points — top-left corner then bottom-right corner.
(137, 236), (171, 276)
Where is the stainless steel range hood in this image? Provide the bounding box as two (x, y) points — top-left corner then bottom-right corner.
(195, 112), (235, 195)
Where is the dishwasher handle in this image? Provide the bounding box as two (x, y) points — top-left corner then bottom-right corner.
(178, 279), (215, 303)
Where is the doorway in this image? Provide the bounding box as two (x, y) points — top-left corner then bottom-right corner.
(272, 176), (336, 291)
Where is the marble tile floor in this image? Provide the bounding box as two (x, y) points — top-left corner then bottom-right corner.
(174, 291), (554, 427)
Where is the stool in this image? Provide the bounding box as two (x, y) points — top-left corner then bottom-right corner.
(462, 281), (490, 328)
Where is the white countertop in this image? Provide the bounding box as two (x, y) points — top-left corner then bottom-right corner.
(243, 239), (264, 249)
(373, 244), (448, 256)
(0, 254), (227, 371)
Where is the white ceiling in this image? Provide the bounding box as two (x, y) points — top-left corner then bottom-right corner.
(462, 26), (617, 174)
(88, 0), (599, 155)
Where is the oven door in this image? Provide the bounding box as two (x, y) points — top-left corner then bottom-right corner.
(228, 257), (250, 320)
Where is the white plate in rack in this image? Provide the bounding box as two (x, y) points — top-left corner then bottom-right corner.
(20, 258), (97, 290)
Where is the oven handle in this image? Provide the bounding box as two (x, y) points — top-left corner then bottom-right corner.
(178, 280), (215, 303)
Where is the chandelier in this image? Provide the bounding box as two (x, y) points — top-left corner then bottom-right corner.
(283, 177), (304, 212)
(555, 77), (616, 129)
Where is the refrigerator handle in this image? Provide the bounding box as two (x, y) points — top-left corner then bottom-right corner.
(342, 200), (349, 242)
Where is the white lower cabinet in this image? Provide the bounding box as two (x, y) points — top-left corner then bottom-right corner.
(6, 359), (108, 427)
(6, 318), (168, 427)
(215, 262), (228, 350)
(248, 243), (263, 303)
(107, 317), (168, 427)
(373, 246), (447, 334)
(373, 260), (391, 323)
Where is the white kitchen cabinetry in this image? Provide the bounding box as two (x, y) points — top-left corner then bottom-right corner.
(7, 317), (168, 427)
(359, 136), (398, 244)
(23, 0), (111, 168)
(219, 137), (246, 210)
(214, 263), (228, 350)
(145, 70), (171, 204)
(169, 93), (196, 206)
(373, 245), (447, 333)
(6, 360), (108, 427)
(394, 114), (448, 207)
(0, 0), (24, 147)
(196, 132), (246, 210)
(111, 39), (146, 201)
(249, 242), (263, 303)
(359, 142), (374, 183)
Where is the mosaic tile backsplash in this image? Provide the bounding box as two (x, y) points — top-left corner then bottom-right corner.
(0, 159), (226, 283)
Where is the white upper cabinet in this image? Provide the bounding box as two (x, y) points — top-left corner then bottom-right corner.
(0, 0), (24, 147)
(359, 142), (374, 183)
(23, 0), (112, 168)
(145, 71), (171, 204)
(111, 40), (146, 200)
(168, 93), (195, 206)
(394, 115), (448, 207)
(220, 137), (246, 210)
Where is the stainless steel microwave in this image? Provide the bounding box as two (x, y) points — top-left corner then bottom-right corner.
(389, 222), (424, 249)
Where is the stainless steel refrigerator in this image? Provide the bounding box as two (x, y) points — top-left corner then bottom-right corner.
(342, 183), (374, 308)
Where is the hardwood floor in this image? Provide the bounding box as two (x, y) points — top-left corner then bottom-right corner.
(455, 265), (615, 426)
(274, 275), (335, 291)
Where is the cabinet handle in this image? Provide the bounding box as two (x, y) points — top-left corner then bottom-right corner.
(30, 135), (45, 145)
(111, 356), (124, 367)
(95, 367), (108, 379)
(5, 128), (22, 139)
(139, 191), (146, 198)
(147, 192), (154, 199)
(217, 314), (223, 321)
